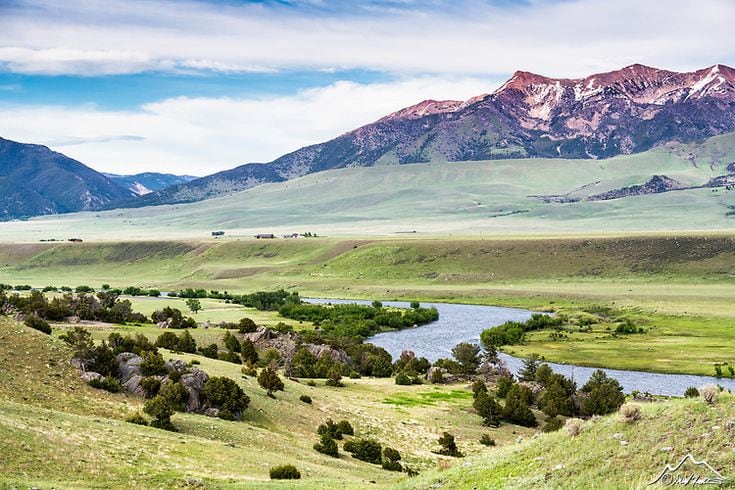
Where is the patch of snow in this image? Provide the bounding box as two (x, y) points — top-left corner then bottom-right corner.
(130, 182), (152, 195)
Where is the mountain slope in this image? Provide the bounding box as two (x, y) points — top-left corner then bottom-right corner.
(0, 137), (135, 220)
(131, 64), (735, 207)
(104, 172), (198, 195)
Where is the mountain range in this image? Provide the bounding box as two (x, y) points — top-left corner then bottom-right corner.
(2, 63), (735, 220)
(129, 63), (735, 207)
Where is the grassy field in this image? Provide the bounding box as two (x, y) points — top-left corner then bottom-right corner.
(2, 234), (735, 376)
(0, 317), (539, 489)
(399, 392), (735, 489)
(1, 133), (735, 241)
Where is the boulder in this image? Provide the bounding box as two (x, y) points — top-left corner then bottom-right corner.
(181, 368), (209, 412)
(116, 352), (142, 384)
(156, 318), (173, 329)
(80, 371), (104, 383)
(124, 374), (147, 397)
(306, 343), (351, 365)
(203, 407), (220, 418)
(165, 359), (188, 374)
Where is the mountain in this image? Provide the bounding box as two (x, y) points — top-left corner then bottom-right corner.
(130, 63), (735, 207)
(104, 172), (198, 196)
(0, 137), (135, 220)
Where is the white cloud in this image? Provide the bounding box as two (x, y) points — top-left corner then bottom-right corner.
(0, 76), (496, 175)
(0, 0), (733, 76)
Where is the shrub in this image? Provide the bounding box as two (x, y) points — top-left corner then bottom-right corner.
(88, 376), (122, 393)
(580, 370), (625, 416)
(436, 432), (462, 457)
(479, 434), (496, 446)
(155, 331), (180, 351)
(159, 381), (189, 412)
(684, 386), (699, 398)
(140, 351), (167, 376)
(240, 339), (259, 365)
(270, 464), (301, 480)
(326, 368), (344, 387)
(543, 416), (564, 432)
(539, 373), (577, 418)
(299, 394), (312, 404)
(218, 350), (242, 365)
(344, 438), (382, 464)
(238, 317), (258, 333)
(125, 412), (148, 426)
(395, 371), (412, 385)
(565, 418), (583, 437)
(430, 369), (444, 384)
(204, 376), (250, 419)
(313, 433), (339, 457)
(258, 366), (285, 396)
(382, 449), (402, 471)
(140, 376), (161, 398)
(700, 384), (720, 404)
(472, 379), (488, 398)
(60, 326), (95, 361)
(336, 420), (354, 436)
(619, 403), (642, 423)
(177, 330), (197, 353)
(474, 391), (502, 427)
(258, 348), (281, 367)
(24, 315), (51, 334)
(502, 384), (537, 427)
(317, 419), (344, 440)
(518, 354), (541, 382)
(199, 343), (219, 359)
(144, 395), (176, 431)
(90, 341), (119, 377)
(223, 331), (241, 353)
(451, 342), (481, 374)
(496, 375), (515, 398)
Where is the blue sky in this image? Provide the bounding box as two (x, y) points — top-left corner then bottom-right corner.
(0, 0), (733, 175)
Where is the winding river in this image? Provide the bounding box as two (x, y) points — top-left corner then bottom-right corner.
(307, 298), (735, 397)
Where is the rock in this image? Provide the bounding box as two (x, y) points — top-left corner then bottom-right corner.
(116, 352), (142, 384)
(181, 368), (209, 412)
(660, 447), (673, 452)
(65, 316), (80, 324)
(70, 358), (85, 370)
(156, 318), (173, 329)
(620, 441), (628, 446)
(80, 371), (104, 383)
(165, 359), (188, 374)
(124, 374), (146, 397)
(611, 433), (624, 439)
(306, 343), (351, 365)
(633, 392), (655, 403)
(552, 464), (564, 471)
(426, 366), (446, 381)
(203, 407), (220, 418)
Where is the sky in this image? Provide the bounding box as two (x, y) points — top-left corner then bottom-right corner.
(0, 0), (734, 176)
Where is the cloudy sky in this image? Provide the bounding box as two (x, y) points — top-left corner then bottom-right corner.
(0, 0), (734, 175)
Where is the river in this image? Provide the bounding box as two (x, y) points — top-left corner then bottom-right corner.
(306, 298), (735, 397)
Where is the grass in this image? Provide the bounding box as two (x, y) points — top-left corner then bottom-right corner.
(398, 393), (735, 489)
(2, 132), (735, 241)
(0, 316), (538, 488)
(2, 233), (735, 376)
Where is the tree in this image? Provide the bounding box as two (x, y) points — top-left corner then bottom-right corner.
(326, 368), (344, 387)
(451, 342), (481, 374)
(313, 432), (339, 457)
(223, 331), (241, 353)
(203, 376), (250, 420)
(90, 341), (119, 377)
(155, 331), (180, 351)
(144, 395), (176, 431)
(534, 363), (554, 385)
(59, 326), (95, 365)
(502, 384), (537, 427)
(258, 366), (285, 396)
(24, 315), (51, 334)
(539, 373), (577, 418)
(369, 355), (393, 377)
(580, 370), (625, 416)
(270, 464), (301, 480)
(238, 317), (257, 333)
(185, 298), (202, 314)
(336, 420), (354, 436)
(473, 391), (503, 427)
(240, 338), (259, 365)
(496, 375), (515, 398)
(317, 419), (344, 440)
(382, 447), (402, 471)
(344, 439), (382, 464)
(140, 351), (167, 376)
(177, 330), (197, 353)
(471, 379), (488, 398)
(436, 432), (462, 457)
(518, 354), (541, 382)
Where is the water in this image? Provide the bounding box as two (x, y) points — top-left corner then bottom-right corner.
(307, 298), (735, 396)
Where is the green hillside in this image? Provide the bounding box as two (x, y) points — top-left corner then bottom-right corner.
(2, 133), (735, 241)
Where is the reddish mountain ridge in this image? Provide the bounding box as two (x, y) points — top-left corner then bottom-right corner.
(128, 64), (735, 207)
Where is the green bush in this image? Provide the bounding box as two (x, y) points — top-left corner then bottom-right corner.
(543, 416), (564, 432)
(313, 433), (339, 457)
(344, 438), (382, 465)
(317, 419), (344, 440)
(299, 394), (312, 404)
(240, 339), (259, 365)
(474, 391), (502, 427)
(140, 376), (161, 398)
(325, 368), (344, 387)
(143, 395), (176, 431)
(436, 432), (462, 457)
(159, 381), (189, 411)
(203, 376), (250, 420)
(269, 464), (301, 480)
(88, 376), (122, 393)
(125, 412), (148, 426)
(258, 366), (285, 396)
(471, 379), (488, 398)
(139, 351), (167, 376)
(24, 315), (51, 335)
(496, 375), (515, 398)
(684, 386), (699, 398)
(238, 317), (258, 333)
(155, 331), (180, 351)
(502, 385), (537, 427)
(218, 350), (242, 365)
(479, 434), (496, 446)
(382, 447), (402, 471)
(336, 420), (354, 436)
(580, 370), (625, 416)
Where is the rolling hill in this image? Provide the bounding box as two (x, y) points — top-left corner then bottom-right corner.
(0, 137), (135, 220)
(129, 63), (735, 207)
(1, 132), (735, 241)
